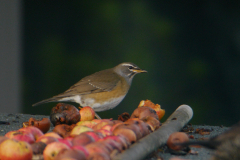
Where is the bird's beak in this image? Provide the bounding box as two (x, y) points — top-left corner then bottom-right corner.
(131, 68), (147, 73)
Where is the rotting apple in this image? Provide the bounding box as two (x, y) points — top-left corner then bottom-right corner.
(167, 132), (189, 151)
(50, 103), (80, 126)
(31, 141), (46, 154)
(141, 116), (161, 131)
(53, 124), (74, 138)
(131, 106), (159, 120)
(138, 99), (165, 120)
(26, 117), (51, 133)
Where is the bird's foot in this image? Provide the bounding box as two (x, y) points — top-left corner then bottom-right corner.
(95, 113), (102, 119)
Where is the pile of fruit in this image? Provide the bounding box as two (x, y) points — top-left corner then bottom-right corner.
(0, 100), (165, 160)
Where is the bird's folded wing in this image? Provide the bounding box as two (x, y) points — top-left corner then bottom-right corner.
(63, 69), (120, 95)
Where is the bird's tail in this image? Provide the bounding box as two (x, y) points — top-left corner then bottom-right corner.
(32, 97), (62, 107)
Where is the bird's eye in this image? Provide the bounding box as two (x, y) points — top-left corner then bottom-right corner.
(128, 66), (134, 69)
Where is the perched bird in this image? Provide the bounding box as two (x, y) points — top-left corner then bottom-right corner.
(33, 62), (147, 119)
(177, 122), (240, 160)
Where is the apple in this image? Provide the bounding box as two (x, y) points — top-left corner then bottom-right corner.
(53, 148), (86, 160)
(71, 145), (89, 158)
(85, 142), (110, 155)
(43, 142), (70, 160)
(76, 121), (97, 128)
(19, 126), (44, 140)
(98, 138), (122, 152)
(125, 118), (151, 137)
(93, 121), (114, 131)
(36, 136), (59, 145)
(84, 131), (103, 141)
(141, 116), (161, 131)
(44, 132), (63, 139)
(138, 99), (155, 108)
(101, 125), (112, 131)
(115, 123), (142, 140)
(97, 129), (113, 137)
(31, 141), (46, 154)
(79, 106), (95, 121)
(64, 136), (75, 142)
(150, 104), (165, 120)
(113, 127), (137, 144)
(167, 132), (189, 151)
(50, 103), (80, 126)
(58, 138), (72, 147)
(0, 136), (9, 144)
(110, 122), (124, 132)
(138, 100), (165, 120)
(95, 141), (115, 153)
(131, 106), (159, 120)
(53, 124), (74, 138)
(71, 133), (95, 146)
(0, 139), (33, 160)
(70, 125), (93, 136)
(103, 135), (130, 150)
(5, 130), (35, 144)
(27, 117), (51, 133)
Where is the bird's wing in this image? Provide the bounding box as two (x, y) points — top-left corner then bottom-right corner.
(62, 69), (120, 95)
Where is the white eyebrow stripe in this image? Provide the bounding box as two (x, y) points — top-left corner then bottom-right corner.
(121, 63), (134, 67)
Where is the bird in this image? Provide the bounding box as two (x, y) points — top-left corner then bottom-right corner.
(32, 62), (147, 119)
(177, 122), (240, 160)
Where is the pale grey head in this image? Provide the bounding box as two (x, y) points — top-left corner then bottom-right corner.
(113, 62), (147, 85)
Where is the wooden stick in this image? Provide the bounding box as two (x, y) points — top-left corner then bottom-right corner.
(113, 104), (193, 160)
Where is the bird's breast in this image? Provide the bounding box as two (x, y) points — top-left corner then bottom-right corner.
(80, 80), (130, 112)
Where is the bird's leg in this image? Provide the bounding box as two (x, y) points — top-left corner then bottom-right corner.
(95, 113), (102, 119)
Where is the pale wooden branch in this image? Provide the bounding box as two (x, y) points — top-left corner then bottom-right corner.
(113, 104), (193, 160)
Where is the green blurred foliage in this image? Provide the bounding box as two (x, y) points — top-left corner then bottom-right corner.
(23, 1), (240, 126)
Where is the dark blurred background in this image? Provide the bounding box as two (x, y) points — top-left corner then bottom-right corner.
(1, 1), (240, 126)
